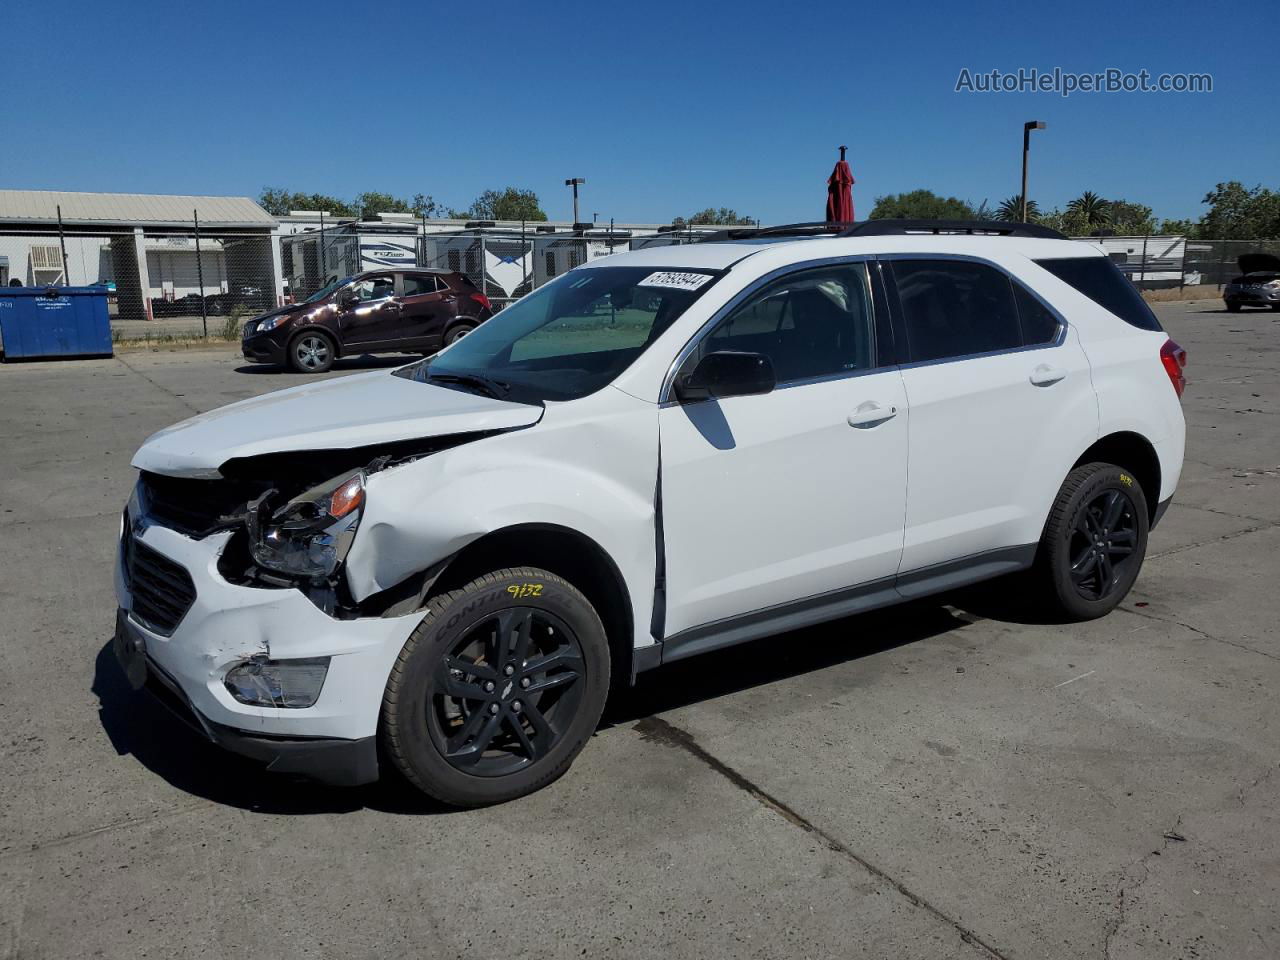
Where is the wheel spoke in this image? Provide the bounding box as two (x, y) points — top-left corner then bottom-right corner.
(522, 700), (557, 746)
(445, 706), (488, 753)
(525, 670), (578, 695)
(509, 715), (544, 761)
(1069, 543), (1096, 575)
(1110, 528), (1136, 546)
(1101, 491), (1126, 531)
(1097, 549), (1114, 589)
(523, 644), (584, 677)
(512, 609), (535, 664)
(448, 711), (505, 765)
(444, 654), (498, 683)
(437, 659), (490, 701)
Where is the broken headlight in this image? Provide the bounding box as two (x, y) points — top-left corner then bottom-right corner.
(247, 470), (365, 580)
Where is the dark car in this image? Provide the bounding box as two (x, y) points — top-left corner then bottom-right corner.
(1224, 253), (1280, 312)
(241, 269), (494, 373)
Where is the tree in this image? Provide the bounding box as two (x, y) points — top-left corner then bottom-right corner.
(996, 195), (1039, 221)
(1158, 218), (1199, 238)
(353, 191), (416, 216)
(1106, 199), (1156, 235)
(257, 188), (355, 217)
(868, 190), (975, 220)
(1199, 181), (1280, 239)
(1066, 191), (1113, 232)
(674, 207), (753, 226)
(458, 187), (548, 222)
(410, 193), (443, 218)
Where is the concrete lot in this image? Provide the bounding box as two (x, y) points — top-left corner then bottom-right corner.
(1, 299), (1277, 959)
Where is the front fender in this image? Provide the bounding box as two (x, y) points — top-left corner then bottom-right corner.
(343, 388), (660, 646)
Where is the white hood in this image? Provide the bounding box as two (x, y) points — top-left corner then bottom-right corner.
(132, 370), (543, 477)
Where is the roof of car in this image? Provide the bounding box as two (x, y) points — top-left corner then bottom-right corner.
(581, 233), (1104, 272)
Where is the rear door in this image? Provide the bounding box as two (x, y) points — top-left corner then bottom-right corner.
(660, 260), (909, 639)
(396, 273), (449, 350)
(886, 256), (1098, 579)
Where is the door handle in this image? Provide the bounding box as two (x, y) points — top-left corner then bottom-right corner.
(1029, 364), (1067, 386)
(847, 401), (897, 428)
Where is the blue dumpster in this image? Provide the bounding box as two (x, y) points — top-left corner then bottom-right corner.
(0, 286), (113, 360)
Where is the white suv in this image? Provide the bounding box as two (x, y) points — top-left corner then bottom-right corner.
(114, 220), (1187, 805)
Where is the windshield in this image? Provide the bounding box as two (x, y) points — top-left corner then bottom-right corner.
(305, 276), (350, 304)
(403, 266), (720, 401)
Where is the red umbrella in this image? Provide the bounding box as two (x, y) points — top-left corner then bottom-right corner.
(826, 145), (855, 223)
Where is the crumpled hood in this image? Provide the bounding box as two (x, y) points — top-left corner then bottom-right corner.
(133, 370), (543, 477)
(1237, 253), (1280, 276)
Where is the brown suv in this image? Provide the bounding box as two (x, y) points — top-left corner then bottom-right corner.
(241, 269), (494, 373)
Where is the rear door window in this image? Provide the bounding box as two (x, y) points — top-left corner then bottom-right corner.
(891, 260), (1022, 363)
(1034, 256), (1162, 331)
(401, 274), (439, 297)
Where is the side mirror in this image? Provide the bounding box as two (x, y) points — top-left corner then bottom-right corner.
(338, 291), (357, 309)
(677, 350), (775, 402)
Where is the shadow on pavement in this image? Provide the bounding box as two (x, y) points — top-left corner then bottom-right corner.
(92, 588), (1045, 815)
(234, 355), (417, 376)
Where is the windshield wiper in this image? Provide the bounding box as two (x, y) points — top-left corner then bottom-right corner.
(424, 371), (511, 400)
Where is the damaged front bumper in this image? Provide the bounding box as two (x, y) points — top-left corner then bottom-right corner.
(114, 521), (425, 785)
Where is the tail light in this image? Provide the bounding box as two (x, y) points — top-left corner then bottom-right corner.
(1160, 338), (1187, 398)
(469, 292), (492, 312)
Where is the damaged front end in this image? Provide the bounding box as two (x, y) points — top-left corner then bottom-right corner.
(134, 433), (490, 620)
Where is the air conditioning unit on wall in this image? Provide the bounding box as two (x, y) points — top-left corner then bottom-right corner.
(29, 244), (65, 286)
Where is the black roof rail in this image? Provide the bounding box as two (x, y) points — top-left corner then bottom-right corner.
(695, 221), (854, 243)
(839, 219), (1068, 240)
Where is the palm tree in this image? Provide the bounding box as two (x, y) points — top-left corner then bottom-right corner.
(997, 195), (1039, 222)
(1066, 191), (1112, 230)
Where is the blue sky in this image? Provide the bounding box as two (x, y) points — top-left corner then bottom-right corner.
(2, 0), (1271, 223)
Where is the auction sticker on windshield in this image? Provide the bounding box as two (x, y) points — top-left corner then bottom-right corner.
(637, 271), (715, 291)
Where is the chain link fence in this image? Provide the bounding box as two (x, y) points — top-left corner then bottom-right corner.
(0, 224), (281, 344)
(9, 222), (1270, 349)
(1070, 235), (1280, 293)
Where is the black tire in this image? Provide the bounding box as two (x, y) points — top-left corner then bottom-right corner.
(287, 330), (336, 373)
(444, 321), (476, 346)
(381, 567), (610, 807)
(1226, 301), (1242, 312)
(1035, 462), (1150, 620)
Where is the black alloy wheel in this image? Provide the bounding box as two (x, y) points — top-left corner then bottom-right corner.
(430, 606), (585, 776)
(380, 567), (610, 806)
(1037, 461), (1151, 620)
(1067, 488), (1139, 601)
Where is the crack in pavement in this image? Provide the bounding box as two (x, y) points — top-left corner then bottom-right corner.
(1103, 816), (1185, 960)
(1119, 605), (1280, 663)
(114, 354), (203, 416)
(0, 803), (206, 864)
(1149, 520), (1280, 561)
(634, 715), (1011, 960)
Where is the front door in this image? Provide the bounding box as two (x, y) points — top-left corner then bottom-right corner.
(659, 261), (909, 639)
(339, 273), (400, 346)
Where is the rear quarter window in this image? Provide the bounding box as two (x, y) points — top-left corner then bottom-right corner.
(1034, 256), (1163, 331)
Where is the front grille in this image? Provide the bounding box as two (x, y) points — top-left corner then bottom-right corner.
(140, 471), (268, 538)
(122, 525), (197, 635)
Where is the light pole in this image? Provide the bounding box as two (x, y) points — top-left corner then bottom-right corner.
(565, 178), (586, 226)
(1021, 121), (1046, 222)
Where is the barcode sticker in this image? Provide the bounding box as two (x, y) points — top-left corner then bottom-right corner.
(637, 271), (715, 291)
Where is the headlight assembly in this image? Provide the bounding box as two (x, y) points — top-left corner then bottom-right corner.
(247, 470), (365, 580)
(258, 315), (284, 332)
